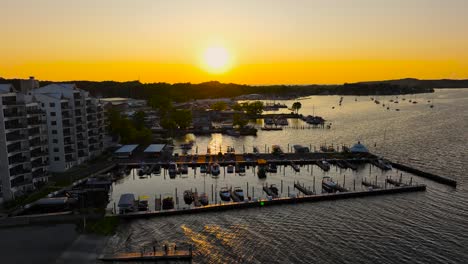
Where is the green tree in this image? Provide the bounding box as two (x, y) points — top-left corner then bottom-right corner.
(211, 101), (227, 111)
(132, 111), (146, 130)
(245, 101), (264, 116)
(292, 102), (302, 114)
(173, 109), (192, 129)
(233, 113), (248, 129)
(232, 103), (243, 111)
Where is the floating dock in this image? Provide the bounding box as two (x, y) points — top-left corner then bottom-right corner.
(114, 185), (426, 220)
(294, 182), (314, 195)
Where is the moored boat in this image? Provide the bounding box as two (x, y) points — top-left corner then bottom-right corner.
(198, 193), (209, 206)
(137, 195), (149, 211)
(233, 187), (245, 201)
(211, 163), (221, 176)
(219, 187), (231, 202)
(183, 190), (194, 205)
(227, 164), (234, 173)
(322, 176), (338, 193)
(168, 162), (177, 178)
(162, 196), (174, 210)
(200, 164), (207, 173)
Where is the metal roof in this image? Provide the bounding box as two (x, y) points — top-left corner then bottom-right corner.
(144, 144), (166, 153)
(115, 144), (139, 153)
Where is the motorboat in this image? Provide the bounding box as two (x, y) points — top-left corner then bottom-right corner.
(118, 193), (136, 214)
(269, 184), (279, 196)
(236, 164), (246, 175)
(257, 166), (267, 179)
(317, 160), (330, 171)
(179, 164), (188, 174)
(198, 193), (209, 206)
(153, 165), (161, 175)
(137, 196), (149, 211)
(200, 164), (207, 174)
(168, 162), (177, 178)
(227, 165), (234, 174)
(233, 187), (244, 201)
(162, 196), (174, 210)
(211, 163), (220, 176)
(322, 176), (338, 193)
(219, 187), (231, 202)
(267, 163), (277, 173)
(183, 190), (194, 205)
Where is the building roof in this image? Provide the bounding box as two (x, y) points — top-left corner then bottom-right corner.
(144, 144), (166, 153)
(350, 142), (369, 153)
(115, 144), (139, 153)
(0, 84), (15, 94)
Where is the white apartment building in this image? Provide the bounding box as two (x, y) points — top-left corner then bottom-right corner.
(30, 84), (106, 172)
(0, 84), (49, 203)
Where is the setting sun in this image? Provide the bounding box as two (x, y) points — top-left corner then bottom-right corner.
(201, 46), (232, 74)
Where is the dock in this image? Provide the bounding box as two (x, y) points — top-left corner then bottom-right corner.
(293, 181), (314, 195)
(263, 185), (279, 198)
(99, 249), (192, 262)
(114, 185), (426, 220)
(362, 178), (381, 189)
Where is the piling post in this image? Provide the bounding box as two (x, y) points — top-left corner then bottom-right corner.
(284, 166), (286, 176)
(353, 179), (355, 191)
(247, 182), (249, 197)
(281, 180), (283, 194)
(313, 176), (316, 193)
(211, 184), (214, 202)
(252, 187), (255, 198)
(265, 144), (267, 153)
(399, 174), (403, 184)
(410, 177), (413, 185)
(113, 202), (116, 214)
(343, 175), (346, 188)
(288, 185), (290, 196)
(175, 188), (178, 205)
(288, 144), (290, 153)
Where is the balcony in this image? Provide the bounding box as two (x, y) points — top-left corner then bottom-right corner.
(7, 144), (28, 153)
(28, 127), (41, 136)
(65, 147), (75, 154)
(76, 117), (83, 123)
(62, 112), (72, 119)
(11, 177), (33, 188)
(65, 155), (75, 162)
(32, 159), (48, 168)
(6, 132), (27, 142)
(77, 134), (85, 141)
(2, 99), (24, 106)
(10, 166), (31, 177)
(27, 108), (45, 115)
(3, 109), (25, 118)
(32, 169), (47, 179)
(5, 122), (27, 130)
(75, 109), (82, 116)
(27, 117), (43, 126)
(77, 142), (87, 149)
(29, 139), (47, 147)
(64, 138), (75, 145)
(78, 150), (88, 157)
(31, 149), (48, 158)
(63, 129), (72, 136)
(62, 120), (73, 127)
(9, 155), (28, 165)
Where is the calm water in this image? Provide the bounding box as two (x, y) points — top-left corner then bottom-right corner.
(105, 89), (468, 263)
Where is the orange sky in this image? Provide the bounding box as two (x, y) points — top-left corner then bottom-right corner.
(1, 0), (468, 84)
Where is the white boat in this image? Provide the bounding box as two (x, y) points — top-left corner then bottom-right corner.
(211, 163), (220, 176)
(227, 165), (234, 173)
(168, 162), (177, 178)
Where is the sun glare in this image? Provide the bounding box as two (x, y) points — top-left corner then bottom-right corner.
(202, 46), (231, 74)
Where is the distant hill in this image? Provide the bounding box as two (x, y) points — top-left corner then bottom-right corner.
(355, 78), (468, 89)
(2, 77), (465, 102)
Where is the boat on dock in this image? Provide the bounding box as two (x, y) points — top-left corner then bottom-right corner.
(211, 163), (221, 176)
(322, 176), (338, 193)
(236, 164), (246, 175)
(198, 193), (209, 206)
(162, 195), (174, 210)
(261, 126), (283, 131)
(272, 145), (283, 154)
(263, 184), (280, 198)
(178, 164), (188, 174)
(118, 193), (136, 214)
(257, 159), (267, 179)
(137, 196), (149, 211)
(168, 162), (177, 178)
(219, 187), (231, 202)
(264, 118), (274, 125)
(227, 164), (234, 173)
(152, 164), (161, 175)
(267, 163), (277, 173)
(183, 190), (194, 205)
(372, 159), (392, 170)
(293, 145), (310, 153)
(316, 160), (330, 171)
(233, 187), (245, 201)
(200, 164), (207, 174)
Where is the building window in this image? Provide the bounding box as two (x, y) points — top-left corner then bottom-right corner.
(51, 121), (57, 125)
(54, 157), (60, 161)
(53, 148), (59, 152)
(52, 130), (57, 134)
(53, 139), (58, 143)
(50, 103), (55, 107)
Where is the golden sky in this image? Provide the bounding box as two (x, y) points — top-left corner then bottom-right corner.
(1, 0), (468, 84)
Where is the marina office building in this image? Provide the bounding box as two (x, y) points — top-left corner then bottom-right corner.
(0, 79), (106, 203)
